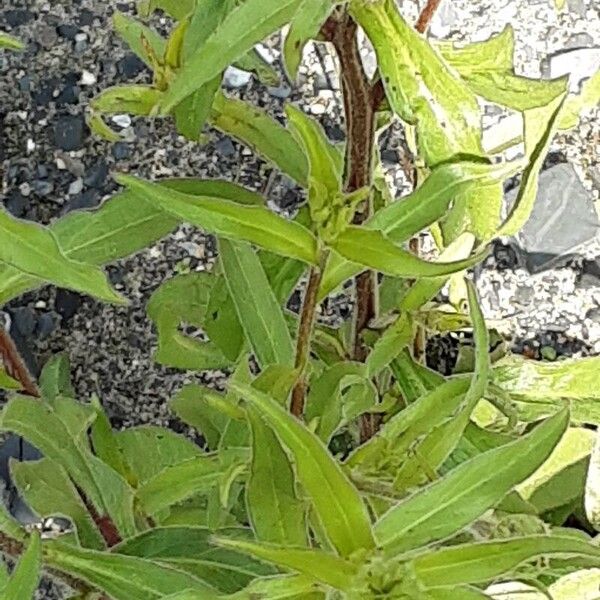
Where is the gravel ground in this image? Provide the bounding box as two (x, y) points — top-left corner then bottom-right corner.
(0, 0), (599, 594)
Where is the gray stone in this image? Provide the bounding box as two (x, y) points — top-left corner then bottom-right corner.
(429, 0), (460, 38)
(223, 66), (252, 89)
(506, 163), (600, 273)
(544, 47), (600, 90)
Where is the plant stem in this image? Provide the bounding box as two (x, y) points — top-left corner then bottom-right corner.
(415, 0), (443, 33)
(0, 327), (40, 397)
(325, 11), (379, 440)
(290, 262), (324, 418)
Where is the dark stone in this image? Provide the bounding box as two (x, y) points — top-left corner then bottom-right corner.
(36, 312), (58, 339)
(380, 149), (398, 163)
(34, 79), (59, 106)
(117, 53), (146, 78)
(55, 289), (82, 322)
(18, 75), (32, 92)
(4, 191), (27, 218)
(107, 265), (126, 285)
(32, 179), (54, 197)
(56, 82), (80, 105)
(324, 124), (345, 142)
(56, 23), (79, 40)
(3, 9), (34, 27)
(215, 137), (236, 158)
(586, 307), (600, 323)
(78, 9), (95, 26)
(492, 242), (520, 271)
(10, 307), (36, 337)
(84, 159), (109, 188)
(54, 115), (87, 151)
(505, 163), (600, 274)
(111, 141), (131, 160)
(68, 188), (101, 211)
(576, 258), (600, 289)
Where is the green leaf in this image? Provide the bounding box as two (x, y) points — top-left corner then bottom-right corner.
(351, 0), (482, 166)
(494, 356), (600, 424)
(1, 396), (138, 539)
(231, 382), (375, 558)
(0, 207), (124, 305)
(159, 0), (301, 112)
(135, 455), (222, 516)
(373, 408), (569, 556)
(428, 588), (490, 600)
(92, 85), (163, 115)
(0, 32), (24, 50)
(39, 354), (74, 401)
(246, 407), (307, 546)
(499, 94), (565, 236)
(116, 174), (319, 264)
(210, 92), (308, 185)
(234, 49), (280, 87)
(366, 313), (413, 378)
(174, 81), (221, 141)
(3, 533), (41, 600)
(305, 362), (369, 442)
(227, 574), (325, 599)
(392, 281), (490, 490)
(112, 11), (166, 67)
(147, 273), (233, 370)
(114, 527), (275, 593)
(0, 367), (20, 390)
(0, 179), (232, 305)
(283, 0), (334, 79)
(10, 458), (105, 550)
(171, 384), (230, 450)
(116, 425), (203, 484)
(220, 240), (294, 368)
(346, 377), (471, 475)
(0, 496), (26, 542)
(413, 535), (600, 588)
(559, 71), (600, 130)
(44, 542), (218, 600)
(286, 104), (341, 197)
(331, 226), (485, 279)
(214, 538), (357, 591)
(438, 27), (567, 112)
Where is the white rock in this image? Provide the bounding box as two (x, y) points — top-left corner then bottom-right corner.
(309, 103), (326, 115)
(111, 114), (132, 129)
(68, 178), (84, 195)
(26, 139), (36, 153)
(429, 0), (460, 38)
(223, 66), (252, 89)
(80, 70), (97, 86)
(548, 47), (600, 91)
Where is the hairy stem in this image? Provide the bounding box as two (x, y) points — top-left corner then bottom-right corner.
(290, 262), (324, 418)
(326, 11), (379, 440)
(415, 0), (443, 33)
(0, 327), (40, 397)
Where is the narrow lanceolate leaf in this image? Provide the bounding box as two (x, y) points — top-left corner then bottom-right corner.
(136, 456), (222, 516)
(39, 354), (75, 401)
(0, 367), (20, 390)
(247, 407), (307, 546)
(44, 542), (218, 600)
(374, 408), (569, 556)
(92, 85), (163, 115)
(283, 0), (335, 79)
(4, 533), (41, 600)
(0, 208), (123, 304)
(0, 32), (24, 50)
(116, 174), (318, 264)
(231, 382), (375, 558)
(499, 95), (566, 236)
(414, 535), (600, 588)
(392, 281), (490, 490)
(366, 313), (413, 378)
(112, 11), (166, 67)
(331, 226), (485, 279)
(210, 93), (308, 185)
(214, 538), (357, 591)
(559, 71), (600, 130)
(227, 574), (325, 599)
(220, 240), (294, 368)
(350, 0), (482, 166)
(438, 27), (567, 112)
(493, 355), (600, 425)
(159, 0), (302, 112)
(147, 273), (233, 370)
(286, 104), (341, 195)
(114, 527), (275, 593)
(11, 458), (105, 550)
(428, 588), (490, 600)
